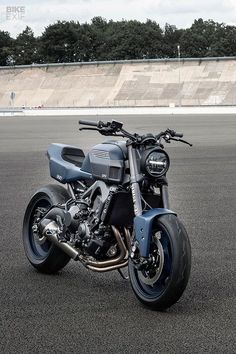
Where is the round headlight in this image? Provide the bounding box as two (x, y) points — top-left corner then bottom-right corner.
(141, 148), (170, 177)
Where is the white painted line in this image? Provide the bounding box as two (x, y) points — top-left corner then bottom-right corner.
(1, 106), (236, 117)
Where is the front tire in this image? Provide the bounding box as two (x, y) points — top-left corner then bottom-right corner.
(129, 214), (191, 310)
(22, 184), (71, 274)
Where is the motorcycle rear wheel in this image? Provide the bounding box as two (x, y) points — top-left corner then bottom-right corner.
(22, 184), (71, 274)
(129, 214), (191, 310)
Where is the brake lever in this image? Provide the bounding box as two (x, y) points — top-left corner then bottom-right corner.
(170, 137), (193, 147)
(179, 138), (193, 147)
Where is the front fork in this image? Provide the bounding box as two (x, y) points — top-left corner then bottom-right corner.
(127, 145), (143, 216)
(127, 145), (170, 215)
(128, 145), (173, 264)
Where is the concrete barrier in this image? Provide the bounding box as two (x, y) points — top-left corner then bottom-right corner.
(1, 58), (236, 108)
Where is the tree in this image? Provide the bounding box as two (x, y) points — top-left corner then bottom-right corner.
(179, 19), (228, 57)
(163, 24), (184, 58)
(13, 26), (38, 65)
(0, 30), (13, 66)
(97, 19), (164, 61)
(140, 19), (165, 58)
(39, 21), (80, 63)
(78, 17), (109, 61)
(1, 18), (236, 65)
(210, 25), (236, 56)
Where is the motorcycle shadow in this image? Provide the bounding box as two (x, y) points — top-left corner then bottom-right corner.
(26, 262), (131, 297)
(23, 257), (227, 315)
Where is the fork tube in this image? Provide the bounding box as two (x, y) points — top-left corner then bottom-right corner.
(128, 145), (143, 216)
(161, 185), (170, 209)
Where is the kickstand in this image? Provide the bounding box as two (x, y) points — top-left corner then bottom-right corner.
(117, 268), (129, 280)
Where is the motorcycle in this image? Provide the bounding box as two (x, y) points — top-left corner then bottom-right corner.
(23, 119), (192, 310)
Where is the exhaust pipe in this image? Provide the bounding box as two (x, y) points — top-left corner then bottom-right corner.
(41, 220), (130, 272)
(79, 226), (129, 272)
(42, 219), (79, 260)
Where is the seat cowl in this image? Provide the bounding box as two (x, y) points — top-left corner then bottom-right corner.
(47, 143), (92, 183)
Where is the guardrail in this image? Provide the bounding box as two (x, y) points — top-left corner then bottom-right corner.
(0, 56), (236, 70)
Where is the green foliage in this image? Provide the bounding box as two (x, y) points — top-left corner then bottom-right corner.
(39, 21), (80, 63)
(179, 19), (231, 57)
(1, 18), (236, 66)
(163, 24), (184, 58)
(0, 30), (13, 66)
(13, 26), (38, 65)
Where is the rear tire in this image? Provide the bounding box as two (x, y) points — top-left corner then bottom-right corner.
(22, 184), (71, 274)
(129, 214), (191, 310)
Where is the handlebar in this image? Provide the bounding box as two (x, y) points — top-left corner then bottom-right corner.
(78, 119), (191, 147)
(174, 132), (183, 138)
(79, 119), (101, 127)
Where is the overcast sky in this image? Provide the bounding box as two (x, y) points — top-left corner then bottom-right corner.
(0, 0), (236, 37)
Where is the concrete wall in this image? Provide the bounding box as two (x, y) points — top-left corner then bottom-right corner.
(1, 58), (236, 107)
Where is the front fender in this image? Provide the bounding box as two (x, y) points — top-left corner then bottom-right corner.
(134, 208), (177, 258)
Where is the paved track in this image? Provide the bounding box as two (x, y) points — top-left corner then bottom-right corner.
(0, 114), (235, 353)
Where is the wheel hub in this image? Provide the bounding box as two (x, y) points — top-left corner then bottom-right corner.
(32, 207), (48, 245)
(32, 223), (47, 245)
(138, 232), (164, 286)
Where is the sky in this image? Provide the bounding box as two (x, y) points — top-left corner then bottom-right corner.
(0, 0), (236, 37)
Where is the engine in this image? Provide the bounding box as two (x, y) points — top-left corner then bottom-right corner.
(75, 196), (118, 259)
(40, 192), (118, 261)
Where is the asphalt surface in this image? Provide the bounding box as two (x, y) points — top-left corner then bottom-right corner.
(0, 114), (235, 354)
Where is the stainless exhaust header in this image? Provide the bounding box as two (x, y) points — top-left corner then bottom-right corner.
(79, 226), (129, 272)
(42, 221), (130, 272)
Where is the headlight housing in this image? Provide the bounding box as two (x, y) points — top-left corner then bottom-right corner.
(140, 148), (170, 178)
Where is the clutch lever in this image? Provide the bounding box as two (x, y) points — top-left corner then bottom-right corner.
(99, 127), (117, 136)
(79, 126), (117, 136)
(79, 127), (100, 131)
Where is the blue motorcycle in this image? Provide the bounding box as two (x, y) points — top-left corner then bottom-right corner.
(23, 119), (191, 310)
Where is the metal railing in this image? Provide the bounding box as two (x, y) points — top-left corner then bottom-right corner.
(0, 56), (236, 70)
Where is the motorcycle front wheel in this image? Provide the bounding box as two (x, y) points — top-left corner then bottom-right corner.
(129, 214), (191, 310)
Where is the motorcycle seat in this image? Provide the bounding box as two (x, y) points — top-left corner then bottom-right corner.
(61, 146), (85, 167)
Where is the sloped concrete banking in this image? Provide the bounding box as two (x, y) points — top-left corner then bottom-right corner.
(1, 58), (236, 108)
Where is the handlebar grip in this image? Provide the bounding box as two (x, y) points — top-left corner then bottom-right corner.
(79, 120), (99, 127)
(175, 132), (183, 138)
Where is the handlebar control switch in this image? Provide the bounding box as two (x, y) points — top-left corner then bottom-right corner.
(110, 120), (123, 131)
